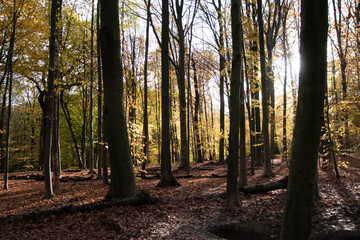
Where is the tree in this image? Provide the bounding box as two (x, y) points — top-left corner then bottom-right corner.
(43, 0), (62, 198)
(60, 91), (83, 168)
(226, 0), (242, 210)
(257, 0), (273, 177)
(100, 0), (138, 199)
(280, 0), (328, 237)
(3, 0), (17, 190)
(243, 0), (263, 167)
(332, 0), (349, 147)
(264, 0), (287, 158)
(199, 0), (228, 164)
(282, 4), (289, 163)
(88, 0), (95, 175)
(238, 10), (247, 187)
(171, 0), (188, 170)
(141, 0), (151, 179)
(192, 57), (202, 163)
(96, 0), (103, 180)
(282, 7), (288, 161)
(158, 0), (179, 188)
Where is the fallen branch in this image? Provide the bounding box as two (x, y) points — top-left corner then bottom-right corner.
(210, 174), (227, 178)
(63, 169), (82, 173)
(141, 174), (225, 180)
(0, 192), (159, 224)
(238, 176), (288, 194)
(9, 174), (43, 181)
(60, 175), (94, 182)
(9, 174), (95, 182)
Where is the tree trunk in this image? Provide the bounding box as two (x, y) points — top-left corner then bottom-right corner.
(96, 0), (103, 179)
(3, 0), (17, 190)
(217, 0), (226, 164)
(280, 0), (328, 237)
(100, 0), (138, 198)
(51, 92), (60, 190)
(238, 15), (247, 187)
(88, 0), (95, 175)
(227, 0), (241, 210)
(247, 0), (263, 168)
(60, 93), (83, 168)
(141, 0), (151, 179)
(332, 0), (349, 148)
(38, 91), (46, 171)
(102, 102), (109, 185)
(265, 0), (285, 159)
(158, 0), (179, 187)
(44, 0), (62, 199)
(172, 0), (188, 171)
(282, 13), (288, 164)
(258, 0), (273, 178)
(192, 58), (202, 163)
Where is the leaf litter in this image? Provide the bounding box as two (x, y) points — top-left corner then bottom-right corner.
(0, 154), (359, 239)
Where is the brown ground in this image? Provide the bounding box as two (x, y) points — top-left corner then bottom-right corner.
(0, 154), (359, 239)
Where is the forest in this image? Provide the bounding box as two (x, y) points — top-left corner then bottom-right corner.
(0, 0), (359, 239)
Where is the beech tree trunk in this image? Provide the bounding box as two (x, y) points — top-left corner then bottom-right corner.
(217, 0), (226, 164)
(332, 0), (349, 148)
(158, 0), (179, 187)
(60, 93), (83, 168)
(3, 0), (17, 190)
(172, 0), (188, 170)
(192, 58), (202, 163)
(44, 0), (62, 199)
(100, 0), (138, 198)
(238, 16), (247, 188)
(141, 0), (151, 179)
(257, 0), (273, 178)
(96, 0), (103, 180)
(282, 12), (288, 163)
(227, 0), (241, 210)
(88, 0), (95, 175)
(51, 93), (60, 190)
(280, 0), (328, 237)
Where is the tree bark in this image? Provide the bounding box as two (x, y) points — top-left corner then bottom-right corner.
(172, 0), (188, 170)
(227, 0), (241, 210)
(51, 92), (60, 190)
(332, 0), (349, 148)
(44, 0), (62, 199)
(100, 0), (138, 198)
(141, 0), (151, 179)
(238, 13), (247, 187)
(192, 58), (202, 163)
(88, 0), (95, 175)
(239, 176), (288, 194)
(60, 93), (83, 168)
(96, 0), (104, 180)
(158, 0), (179, 187)
(257, 0), (273, 178)
(3, 0), (17, 190)
(280, 0), (328, 237)
(282, 11), (288, 164)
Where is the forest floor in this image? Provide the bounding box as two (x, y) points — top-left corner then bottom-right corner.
(0, 154), (360, 240)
